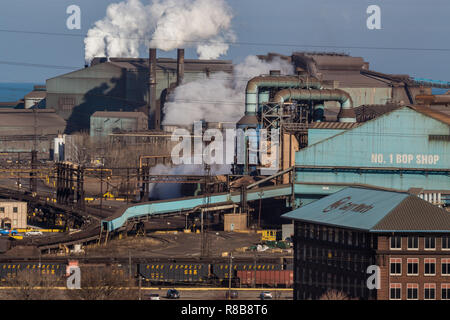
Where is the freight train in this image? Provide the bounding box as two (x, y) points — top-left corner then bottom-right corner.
(0, 259), (293, 288)
(0, 263), (66, 282)
(137, 261), (294, 287)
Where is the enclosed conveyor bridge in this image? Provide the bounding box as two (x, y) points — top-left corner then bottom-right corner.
(102, 183), (293, 233)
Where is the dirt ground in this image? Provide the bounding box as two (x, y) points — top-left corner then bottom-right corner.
(83, 231), (281, 259)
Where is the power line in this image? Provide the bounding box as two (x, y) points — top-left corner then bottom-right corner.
(1, 28), (450, 53)
(0, 60), (79, 70)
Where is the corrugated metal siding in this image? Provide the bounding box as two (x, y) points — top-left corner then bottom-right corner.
(308, 129), (347, 145)
(296, 107), (450, 170)
(295, 107), (450, 193)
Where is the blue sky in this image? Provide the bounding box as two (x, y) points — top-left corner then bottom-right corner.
(0, 0), (449, 83)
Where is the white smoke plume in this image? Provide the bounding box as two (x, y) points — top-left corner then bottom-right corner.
(162, 55), (295, 125)
(147, 163), (231, 199)
(84, 0), (234, 63)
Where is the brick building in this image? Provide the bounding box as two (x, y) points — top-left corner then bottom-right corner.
(0, 200), (27, 229)
(282, 187), (450, 300)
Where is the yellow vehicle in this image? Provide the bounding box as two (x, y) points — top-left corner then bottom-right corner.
(257, 229), (281, 242)
(103, 192), (115, 199)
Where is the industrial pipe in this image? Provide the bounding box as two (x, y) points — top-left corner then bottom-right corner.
(245, 76), (321, 114)
(271, 88), (356, 123)
(148, 48), (158, 129)
(177, 49), (185, 87)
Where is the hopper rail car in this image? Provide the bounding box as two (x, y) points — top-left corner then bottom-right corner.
(0, 258), (293, 288)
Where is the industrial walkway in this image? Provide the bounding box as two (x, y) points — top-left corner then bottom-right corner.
(102, 184), (293, 232)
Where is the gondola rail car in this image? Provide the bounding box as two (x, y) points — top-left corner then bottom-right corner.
(0, 263), (66, 282)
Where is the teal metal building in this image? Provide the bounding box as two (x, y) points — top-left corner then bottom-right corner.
(294, 105), (450, 206)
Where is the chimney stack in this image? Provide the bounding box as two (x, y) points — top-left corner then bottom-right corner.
(177, 49), (185, 86)
(148, 48), (159, 130)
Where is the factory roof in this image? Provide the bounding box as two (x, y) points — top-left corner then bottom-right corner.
(354, 104), (402, 122)
(320, 70), (396, 88)
(282, 187), (450, 232)
(24, 90), (46, 100)
(0, 109), (66, 136)
(409, 105), (450, 126)
(308, 122), (360, 129)
(91, 111), (148, 119)
(0, 101), (23, 108)
(91, 57), (233, 73)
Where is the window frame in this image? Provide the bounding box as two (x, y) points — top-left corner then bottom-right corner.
(390, 258), (402, 276)
(424, 283), (436, 300)
(441, 258), (450, 276)
(390, 236), (402, 250)
(407, 236), (419, 250)
(424, 258), (436, 276)
(424, 237), (436, 251)
(407, 258), (419, 276)
(389, 283), (402, 300)
(406, 283), (418, 300)
(441, 284), (450, 300)
(442, 236), (450, 251)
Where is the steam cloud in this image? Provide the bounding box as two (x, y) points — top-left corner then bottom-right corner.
(84, 0), (235, 63)
(147, 163), (231, 199)
(162, 55), (295, 125)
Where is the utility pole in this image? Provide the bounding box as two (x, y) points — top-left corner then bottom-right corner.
(201, 164), (211, 257)
(128, 250), (132, 279)
(228, 252), (233, 299)
(30, 108), (38, 195)
(138, 276), (142, 300)
(100, 166), (103, 212)
(258, 191), (264, 229)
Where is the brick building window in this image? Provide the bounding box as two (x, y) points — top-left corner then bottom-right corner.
(13, 207), (18, 213)
(0, 207), (4, 213)
(442, 258), (450, 276)
(390, 258), (402, 276)
(408, 236), (419, 250)
(443, 236), (450, 250)
(424, 258), (436, 276)
(442, 284), (450, 300)
(390, 236), (402, 250)
(407, 258), (419, 275)
(407, 283), (418, 300)
(425, 237), (436, 250)
(390, 283), (402, 300)
(424, 283), (436, 300)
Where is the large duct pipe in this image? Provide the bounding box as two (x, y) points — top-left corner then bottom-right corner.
(149, 48), (159, 130)
(245, 76), (322, 114)
(272, 88), (356, 123)
(239, 75), (322, 126)
(177, 49), (185, 86)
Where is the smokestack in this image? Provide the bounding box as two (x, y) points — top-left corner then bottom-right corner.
(149, 48), (159, 130)
(269, 70), (281, 76)
(177, 49), (185, 86)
